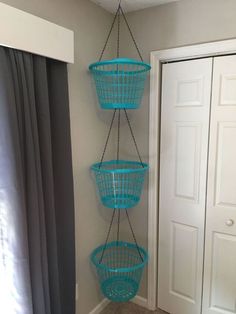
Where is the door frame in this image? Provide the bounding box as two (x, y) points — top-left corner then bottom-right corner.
(148, 38), (236, 311)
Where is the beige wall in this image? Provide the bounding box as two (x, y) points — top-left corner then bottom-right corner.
(123, 0), (236, 59)
(119, 0), (236, 299)
(0, 0), (114, 313)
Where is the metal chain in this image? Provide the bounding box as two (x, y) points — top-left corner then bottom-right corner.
(116, 209), (120, 245)
(99, 6), (120, 61)
(117, 6), (121, 58)
(100, 208), (143, 263)
(116, 110), (121, 244)
(125, 210), (144, 262)
(99, 109), (117, 168)
(116, 109), (121, 161)
(98, 0), (144, 260)
(99, 209), (116, 263)
(98, 2), (144, 62)
(124, 109), (144, 167)
(119, 6), (144, 61)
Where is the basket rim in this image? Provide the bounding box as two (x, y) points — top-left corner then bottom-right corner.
(90, 241), (148, 273)
(89, 58), (151, 71)
(91, 160), (149, 173)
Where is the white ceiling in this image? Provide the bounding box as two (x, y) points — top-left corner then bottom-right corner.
(91, 0), (180, 13)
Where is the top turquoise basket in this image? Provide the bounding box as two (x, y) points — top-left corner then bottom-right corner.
(89, 58), (151, 110)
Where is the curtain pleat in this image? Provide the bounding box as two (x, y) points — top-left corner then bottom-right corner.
(0, 47), (75, 314)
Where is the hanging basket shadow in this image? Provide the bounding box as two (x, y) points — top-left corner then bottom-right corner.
(89, 58), (151, 110)
(91, 241), (148, 302)
(91, 160), (149, 209)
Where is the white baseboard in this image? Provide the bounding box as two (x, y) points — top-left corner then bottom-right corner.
(132, 295), (148, 309)
(89, 295), (149, 314)
(89, 298), (110, 314)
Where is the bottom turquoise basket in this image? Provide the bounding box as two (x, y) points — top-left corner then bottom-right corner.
(91, 241), (148, 302)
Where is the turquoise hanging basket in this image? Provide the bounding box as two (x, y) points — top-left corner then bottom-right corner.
(91, 241), (148, 302)
(91, 160), (149, 209)
(89, 58), (151, 110)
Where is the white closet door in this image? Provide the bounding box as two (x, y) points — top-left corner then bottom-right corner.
(202, 55), (236, 314)
(158, 58), (213, 314)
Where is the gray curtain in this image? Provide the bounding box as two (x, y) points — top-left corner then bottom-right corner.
(0, 47), (75, 314)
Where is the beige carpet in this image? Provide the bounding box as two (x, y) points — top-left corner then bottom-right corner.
(101, 302), (168, 313)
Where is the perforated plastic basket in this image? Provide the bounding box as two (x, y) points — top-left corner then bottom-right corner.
(91, 160), (148, 209)
(91, 241), (148, 302)
(89, 58), (151, 110)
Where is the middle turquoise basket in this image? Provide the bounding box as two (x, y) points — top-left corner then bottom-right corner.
(91, 160), (149, 209)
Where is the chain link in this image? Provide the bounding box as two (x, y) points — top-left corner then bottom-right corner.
(99, 6), (120, 61)
(117, 6), (121, 58)
(98, 3), (144, 61)
(99, 209), (116, 263)
(116, 209), (120, 245)
(125, 210), (144, 262)
(117, 109), (121, 161)
(119, 6), (144, 61)
(124, 109), (144, 167)
(99, 109), (117, 168)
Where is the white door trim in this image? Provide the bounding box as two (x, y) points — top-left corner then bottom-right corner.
(0, 2), (74, 63)
(148, 38), (236, 311)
